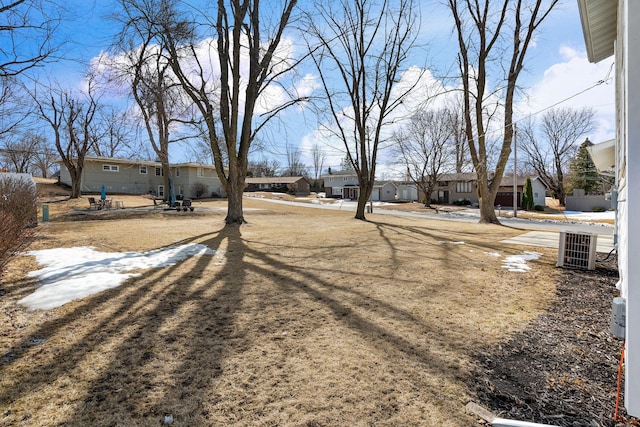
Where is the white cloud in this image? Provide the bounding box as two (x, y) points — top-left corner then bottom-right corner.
(518, 45), (615, 142)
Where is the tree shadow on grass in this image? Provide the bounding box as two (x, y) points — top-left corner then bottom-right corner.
(1, 219), (495, 425)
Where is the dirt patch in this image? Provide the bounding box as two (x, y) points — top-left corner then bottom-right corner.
(470, 257), (634, 426)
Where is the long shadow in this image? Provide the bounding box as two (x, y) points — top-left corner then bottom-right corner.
(0, 230), (224, 404)
(2, 216), (502, 424)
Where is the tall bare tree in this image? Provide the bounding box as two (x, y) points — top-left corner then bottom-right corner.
(121, 0), (301, 223)
(310, 142), (326, 181)
(448, 0), (559, 224)
(0, 0), (62, 78)
(31, 134), (56, 177)
(283, 143), (307, 176)
(90, 107), (135, 158)
(33, 80), (100, 198)
(394, 108), (456, 209)
(306, 0), (419, 220)
(1, 131), (41, 173)
(519, 107), (594, 206)
(112, 2), (200, 201)
(1, 1), (63, 136)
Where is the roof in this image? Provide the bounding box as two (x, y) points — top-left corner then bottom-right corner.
(320, 169), (357, 178)
(577, 0), (617, 63)
(438, 172), (477, 182)
(245, 176), (308, 184)
(56, 155), (220, 170)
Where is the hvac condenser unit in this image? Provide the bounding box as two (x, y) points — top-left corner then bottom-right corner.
(557, 231), (597, 270)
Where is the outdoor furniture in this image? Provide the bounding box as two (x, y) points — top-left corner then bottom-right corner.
(181, 199), (195, 212)
(88, 197), (99, 209)
(112, 200), (124, 209)
(153, 198), (165, 209)
(99, 199), (112, 209)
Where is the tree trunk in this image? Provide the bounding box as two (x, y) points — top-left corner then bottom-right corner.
(225, 174), (246, 224)
(70, 170), (82, 198)
(355, 183), (373, 220)
(478, 196), (499, 224)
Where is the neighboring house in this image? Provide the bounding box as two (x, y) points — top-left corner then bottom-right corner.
(495, 176), (547, 209)
(578, 0), (639, 415)
(431, 173), (478, 205)
(322, 170), (359, 199)
(396, 182), (419, 202)
(372, 181), (397, 202)
(57, 156), (227, 199)
(244, 176), (311, 196)
(321, 170), (396, 201)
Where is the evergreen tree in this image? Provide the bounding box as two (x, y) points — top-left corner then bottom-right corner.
(569, 138), (601, 194)
(523, 177), (535, 210)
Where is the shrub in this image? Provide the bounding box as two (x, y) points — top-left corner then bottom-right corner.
(592, 206), (607, 212)
(453, 198), (471, 206)
(192, 182), (207, 198)
(0, 175), (37, 276)
(534, 205), (545, 211)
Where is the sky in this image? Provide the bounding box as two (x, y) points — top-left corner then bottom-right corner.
(23, 0), (616, 178)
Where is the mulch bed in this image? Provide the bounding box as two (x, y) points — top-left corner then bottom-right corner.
(470, 255), (638, 426)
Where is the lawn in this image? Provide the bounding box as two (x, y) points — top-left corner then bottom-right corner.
(1, 192), (567, 426)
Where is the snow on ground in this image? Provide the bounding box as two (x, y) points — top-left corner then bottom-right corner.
(502, 251), (542, 273)
(18, 244), (216, 310)
(544, 210), (615, 221)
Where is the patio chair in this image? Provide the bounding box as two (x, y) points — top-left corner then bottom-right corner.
(88, 197), (99, 210)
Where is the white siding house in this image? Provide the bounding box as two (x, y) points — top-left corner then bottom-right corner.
(578, 0), (639, 416)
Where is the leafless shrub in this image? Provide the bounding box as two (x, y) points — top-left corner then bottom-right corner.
(0, 175), (37, 276)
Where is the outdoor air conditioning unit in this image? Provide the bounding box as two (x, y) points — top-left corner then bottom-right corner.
(557, 231), (597, 270)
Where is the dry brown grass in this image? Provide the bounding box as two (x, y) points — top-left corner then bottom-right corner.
(0, 187), (561, 426)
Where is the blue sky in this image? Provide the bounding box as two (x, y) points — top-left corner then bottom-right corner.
(28, 0), (615, 175)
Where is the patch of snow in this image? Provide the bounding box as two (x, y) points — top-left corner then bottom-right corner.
(484, 252), (501, 257)
(18, 244), (216, 310)
(438, 241), (466, 245)
(502, 251), (541, 272)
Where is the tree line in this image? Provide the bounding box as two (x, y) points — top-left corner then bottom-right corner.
(2, 0), (603, 225)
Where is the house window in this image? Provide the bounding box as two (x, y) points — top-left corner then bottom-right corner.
(155, 167), (163, 176)
(197, 167), (204, 177)
(534, 192), (539, 198)
(343, 176), (349, 181)
(175, 167), (180, 177)
(158, 185), (165, 197)
(456, 181), (471, 193)
(103, 164), (119, 172)
(139, 166), (147, 174)
(332, 187), (343, 196)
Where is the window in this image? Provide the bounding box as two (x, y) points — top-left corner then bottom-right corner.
(456, 181), (471, 193)
(155, 167), (163, 176)
(139, 166), (147, 174)
(103, 164), (119, 172)
(197, 167), (204, 177)
(175, 167), (180, 177)
(158, 185), (165, 197)
(332, 187), (343, 196)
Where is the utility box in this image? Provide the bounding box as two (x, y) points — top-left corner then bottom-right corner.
(611, 297), (626, 340)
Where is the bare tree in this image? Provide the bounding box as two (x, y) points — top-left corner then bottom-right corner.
(394, 108), (456, 208)
(31, 134), (57, 177)
(124, 0), (302, 223)
(519, 107), (594, 206)
(90, 107), (135, 158)
(33, 80), (100, 198)
(306, 0), (419, 220)
(448, 0), (559, 224)
(282, 143), (307, 176)
(310, 142), (326, 181)
(111, 3), (200, 201)
(0, 0), (62, 78)
(1, 131), (41, 173)
(247, 158), (280, 178)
